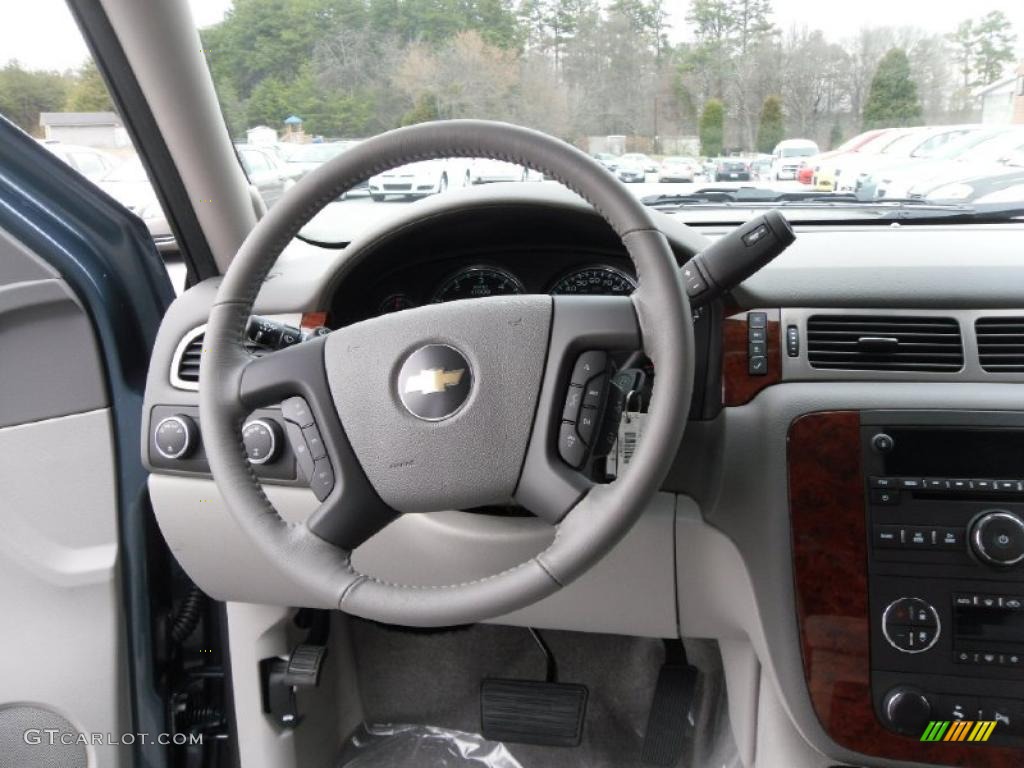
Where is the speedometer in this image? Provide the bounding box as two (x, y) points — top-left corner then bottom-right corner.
(432, 266), (525, 302)
(550, 266), (636, 296)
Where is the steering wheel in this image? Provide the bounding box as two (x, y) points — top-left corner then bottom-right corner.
(200, 120), (694, 627)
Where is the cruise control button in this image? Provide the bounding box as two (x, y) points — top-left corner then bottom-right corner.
(302, 425), (326, 460)
(562, 385), (583, 421)
(571, 351), (606, 386)
(284, 421), (314, 480)
(558, 422), (586, 468)
(281, 396), (314, 428)
(309, 458), (334, 500)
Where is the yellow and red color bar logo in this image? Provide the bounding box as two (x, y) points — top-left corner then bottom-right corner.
(921, 721), (998, 742)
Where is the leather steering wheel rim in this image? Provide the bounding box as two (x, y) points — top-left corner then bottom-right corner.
(200, 120), (694, 626)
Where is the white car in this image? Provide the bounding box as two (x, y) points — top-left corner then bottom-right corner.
(770, 139), (819, 180)
(368, 160), (468, 201)
(469, 158), (529, 184)
(40, 141), (119, 182)
(658, 156), (698, 182)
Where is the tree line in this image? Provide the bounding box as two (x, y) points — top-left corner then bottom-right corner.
(1, 0), (1018, 155)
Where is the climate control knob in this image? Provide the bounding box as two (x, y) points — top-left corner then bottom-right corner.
(154, 414), (197, 460)
(971, 510), (1024, 566)
(881, 687), (932, 736)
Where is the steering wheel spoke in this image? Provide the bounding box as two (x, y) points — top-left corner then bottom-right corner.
(514, 295), (641, 523)
(238, 335), (398, 549)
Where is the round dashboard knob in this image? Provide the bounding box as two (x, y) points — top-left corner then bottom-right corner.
(242, 419), (282, 465)
(154, 414), (197, 460)
(971, 510), (1024, 566)
(871, 432), (895, 453)
(882, 687), (932, 735)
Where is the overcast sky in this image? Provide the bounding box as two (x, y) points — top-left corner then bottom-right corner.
(3, 0), (1023, 72)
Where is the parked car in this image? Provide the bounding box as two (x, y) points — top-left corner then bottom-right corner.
(235, 144), (298, 207)
(469, 158), (529, 184)
(40, 141), (119, 182)
(924, 154), (1024, 203)
(95, 156), (174, 249)
(770, 139), (819, 180)
(805, 129), (891, 191)
(657, 156), (698, 182)
(616, 154), (650, 182)
(283, 141), (352, 179)
(751, 155), (773, 180)
(368, 159), (458, 200)
(714, 158), (752, 181)
(875, 127), (1024, 200)
(591, 152), (619, 171)
(850, 125), (982, 199)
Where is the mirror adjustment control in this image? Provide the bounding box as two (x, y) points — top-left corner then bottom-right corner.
(242, 418), (282, 465)
(154, 414), (197, 460)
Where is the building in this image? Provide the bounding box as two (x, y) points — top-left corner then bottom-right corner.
(38, 112), (128, 148)
(246, 125), (279, 146)
(1014, 63), (1024, 125)
(976, 63), (1024, 125)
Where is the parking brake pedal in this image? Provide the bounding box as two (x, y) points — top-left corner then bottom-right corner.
(260, 610), (331, 728)
(641, 641), (700, 767)
(480, 628), (588, 747)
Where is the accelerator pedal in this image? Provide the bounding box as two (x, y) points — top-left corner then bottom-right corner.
(641, 641), (700, 766)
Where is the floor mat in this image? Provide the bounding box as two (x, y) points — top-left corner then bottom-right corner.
(346, 621), (740, 768)
(338, 723), (524, 768)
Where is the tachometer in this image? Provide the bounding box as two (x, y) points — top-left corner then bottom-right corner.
(550, 266), (636, 296)
(432, 266), (525, 302)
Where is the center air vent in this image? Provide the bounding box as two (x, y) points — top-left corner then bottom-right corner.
(976, 317), (1024, 372)
(806, 315), (963, 372)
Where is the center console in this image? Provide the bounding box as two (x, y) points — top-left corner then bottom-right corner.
(864, 415), (1024, 744)
(789, 411), (1024, 767)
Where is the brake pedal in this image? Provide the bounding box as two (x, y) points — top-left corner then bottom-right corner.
(481, 678), (588, 747)
(641, 642), (700, 766)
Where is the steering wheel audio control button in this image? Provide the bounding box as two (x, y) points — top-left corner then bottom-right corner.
(577, 407), (598, 445)
(281, 396), (315, 428)
(582, 375), (606, 408)
(310, 458), (335, 501)
(558, 422), (586, 468)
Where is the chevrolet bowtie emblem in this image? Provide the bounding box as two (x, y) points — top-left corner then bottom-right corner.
(404, 367), (466, 395)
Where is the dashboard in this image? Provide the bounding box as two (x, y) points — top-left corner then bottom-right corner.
(143, 182), (1024, 768)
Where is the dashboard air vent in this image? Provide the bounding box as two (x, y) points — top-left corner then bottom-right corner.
(806, 315), (963, 372)
(976, 317), (1024, 372)
(176, 331), (204, 384)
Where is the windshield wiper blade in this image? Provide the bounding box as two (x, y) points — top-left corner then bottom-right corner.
(870, 203), (1024, 222)
(641, 188), (869, 206)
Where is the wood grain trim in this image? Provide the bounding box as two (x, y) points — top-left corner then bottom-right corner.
(789, 411), (1024, 767)
(722, 308), (781, 406)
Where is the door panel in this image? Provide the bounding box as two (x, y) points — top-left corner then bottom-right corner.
(0, 228), (128, 767)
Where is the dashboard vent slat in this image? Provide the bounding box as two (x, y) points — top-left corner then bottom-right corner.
(977, 317), (1024, 372)
(176, 332), (204, 383)
(806, 315), (963, 372)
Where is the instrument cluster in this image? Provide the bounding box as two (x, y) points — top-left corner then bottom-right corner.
(375, 263), (637, 316)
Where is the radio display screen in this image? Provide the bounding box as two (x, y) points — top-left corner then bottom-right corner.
(883, 428), (1024, 478)
(955, 603), (1024, 645)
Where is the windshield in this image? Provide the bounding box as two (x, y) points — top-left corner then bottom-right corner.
(188, 0), (1024, 233)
